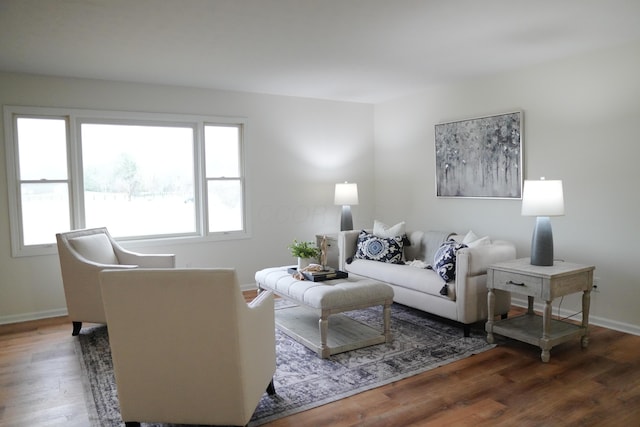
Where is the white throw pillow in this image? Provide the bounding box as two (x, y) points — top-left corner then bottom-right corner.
(467, 235), (491, 248)
(373, 220), (406, 239)
(462, 230), (479, 244)
(461, 230), (491, 248)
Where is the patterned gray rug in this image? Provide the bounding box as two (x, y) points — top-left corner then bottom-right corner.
(75, 302), (495, 426)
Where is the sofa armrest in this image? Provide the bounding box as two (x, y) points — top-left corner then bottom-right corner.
(457, 240), (517, 277)
(454, 240), (516, 324)
(337, 230), (362, 271)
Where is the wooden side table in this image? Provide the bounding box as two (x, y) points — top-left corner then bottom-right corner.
(486, 258), (595, 362)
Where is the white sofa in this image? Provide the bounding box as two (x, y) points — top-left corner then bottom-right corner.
(338, 229), (515, 336)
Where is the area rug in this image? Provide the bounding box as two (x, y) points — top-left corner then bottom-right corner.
(75, 302), (494, 426)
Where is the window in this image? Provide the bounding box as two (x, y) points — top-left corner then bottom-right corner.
(4, 106), (249, 256)
(15, 117), (70, 246)
(80, 122), (196, 238)
(205, 125), (244, 232)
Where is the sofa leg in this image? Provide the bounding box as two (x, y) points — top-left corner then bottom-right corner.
(266, 379), (276, 396)
(463, 324), (471, 337)
(72, 321), (82, 336)
(501, 313), (508, 320)
(124, 422), (140, 427)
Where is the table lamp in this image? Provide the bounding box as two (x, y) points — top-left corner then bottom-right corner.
(521, 178), (565, 266)
(334, 182), (358, 231)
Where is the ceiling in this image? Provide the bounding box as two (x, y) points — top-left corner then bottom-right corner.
(2, 0), (640, 104)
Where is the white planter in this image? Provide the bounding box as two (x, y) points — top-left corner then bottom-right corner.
(297, 257), (312, 271)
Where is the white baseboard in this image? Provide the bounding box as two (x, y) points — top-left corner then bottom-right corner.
(0, 308), (68, 326)
(511, 298), (640, 336)
(240, 282), (259, 292)
(4, 295), (638, 337)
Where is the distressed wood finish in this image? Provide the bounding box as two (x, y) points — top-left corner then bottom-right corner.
(257, 268), (393, 358)
(275, 305), (388, 358)
(487, 258), (595, 362)
(1, 294), (638, 426)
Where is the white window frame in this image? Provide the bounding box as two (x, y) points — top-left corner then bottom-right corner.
(4, 105), (251, 257)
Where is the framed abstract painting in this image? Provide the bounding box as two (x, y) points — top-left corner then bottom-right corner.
(435, 111), (523, 199)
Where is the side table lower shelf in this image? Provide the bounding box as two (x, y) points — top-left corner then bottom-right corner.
(487, 313), (588, 361)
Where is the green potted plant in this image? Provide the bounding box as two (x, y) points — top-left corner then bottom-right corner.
(289, 239), (320, 270)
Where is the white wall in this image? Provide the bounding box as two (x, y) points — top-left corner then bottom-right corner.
(3, 41), (639, 334)
(0, 72), (375, 324)
(373, 41), (640, 334)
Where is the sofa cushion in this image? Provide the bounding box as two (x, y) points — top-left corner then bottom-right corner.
(354, 231), (404, 264)
(403, 231), (424, 261)
(433, 240), (468, 282)
(346, 259), (455, 301)
(404, 230), (453, 263)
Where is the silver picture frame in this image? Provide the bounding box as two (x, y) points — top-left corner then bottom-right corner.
(435, 111), (523, 199)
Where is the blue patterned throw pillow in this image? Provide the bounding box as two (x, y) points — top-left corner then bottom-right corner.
(355, 231), (404, 264)
(433, 240), (468, 283)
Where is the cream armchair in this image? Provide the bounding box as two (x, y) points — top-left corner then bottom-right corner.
(99, 268), (276, 427)
(56, 227), (175, 335)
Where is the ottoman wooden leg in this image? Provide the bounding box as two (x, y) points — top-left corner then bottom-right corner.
(319, 312), (330, 358)
(383, 301), (392, 342)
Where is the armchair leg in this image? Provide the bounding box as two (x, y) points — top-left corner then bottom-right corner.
(266, 379), (276, 396)
(72, 321), (82, 336)
(463, 324), (471, 337)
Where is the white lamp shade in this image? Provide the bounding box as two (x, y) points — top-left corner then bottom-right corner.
(334, 182), (359, 205)
(521, 179), (565, 217)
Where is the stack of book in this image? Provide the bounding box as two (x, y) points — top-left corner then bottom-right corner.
(287, 267), (348, 282)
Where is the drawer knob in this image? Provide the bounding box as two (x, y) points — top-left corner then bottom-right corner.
(507, 280), (526, 286)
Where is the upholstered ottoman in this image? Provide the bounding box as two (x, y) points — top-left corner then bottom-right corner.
(255, 266), (394, 358)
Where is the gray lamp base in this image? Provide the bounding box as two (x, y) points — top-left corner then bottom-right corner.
(340, 205), (353, 231)
(530, 216), (554, 266)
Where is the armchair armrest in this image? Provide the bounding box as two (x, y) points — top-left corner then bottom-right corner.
(248, 289), (274, 310)
(114, 247), (176, 267)
(239, 290), (276, 402)
(120, 253), (175, 267)
(242, 290), (275, 358)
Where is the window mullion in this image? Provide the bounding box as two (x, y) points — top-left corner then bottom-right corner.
(5, 111), (24, 255)
(194, 122), (206, 235)
(69, 115), (85, 229)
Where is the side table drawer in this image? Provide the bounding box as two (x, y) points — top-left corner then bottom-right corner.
(492, 270), (542, 297)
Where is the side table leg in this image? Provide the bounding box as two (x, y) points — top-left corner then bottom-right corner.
(319, 312), (330, 358)
(541, 299), (552, 363)
(581, 289), (591, 348)
(486, 288), (495, 344)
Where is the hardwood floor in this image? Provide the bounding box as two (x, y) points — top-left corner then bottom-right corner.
(1, 295), (638, 426)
